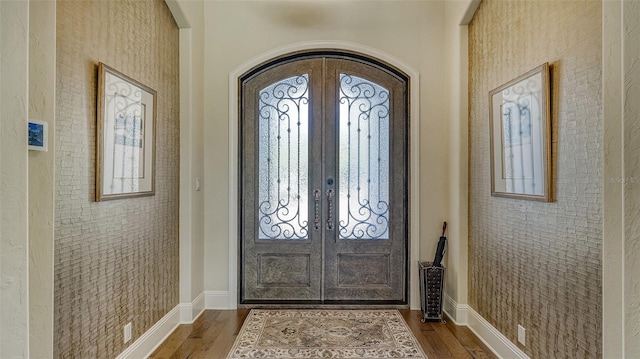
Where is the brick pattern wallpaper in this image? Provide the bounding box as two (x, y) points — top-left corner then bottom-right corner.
(468, 1), (602, 358)
(54, 1), (179, 357)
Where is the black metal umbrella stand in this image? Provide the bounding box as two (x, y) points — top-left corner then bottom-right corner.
(418, 222), (447, 323)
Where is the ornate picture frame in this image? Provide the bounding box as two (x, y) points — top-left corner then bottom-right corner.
(489, 63), (552, 202)
(96, 62), (156, 201)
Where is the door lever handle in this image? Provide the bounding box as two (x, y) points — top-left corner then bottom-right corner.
(326, 189), (334, 230)
(313, 189), (321, 231)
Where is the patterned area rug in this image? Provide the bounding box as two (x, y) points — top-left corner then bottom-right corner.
(227, 309), (427, 358)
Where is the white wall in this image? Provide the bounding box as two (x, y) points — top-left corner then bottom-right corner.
(200, 0), (450, 306)
(623, 1), (640, 354)
(623, 0), (640, 358)
(442, 0), (478, 318)
(166, 0), (206, 312)
(603, 0), (640, 357)
(28, 1), (56, 356)
(0, 1), (30, 357)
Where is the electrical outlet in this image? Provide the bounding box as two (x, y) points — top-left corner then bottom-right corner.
(124, 322), (132, 343)
(517, 324), (526, 345)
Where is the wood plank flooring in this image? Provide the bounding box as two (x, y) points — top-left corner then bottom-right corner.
(149, 309), (497, 359)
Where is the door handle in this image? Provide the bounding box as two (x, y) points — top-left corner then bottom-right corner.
(313, 189), (321, 231)
(326, 189), (334, 230)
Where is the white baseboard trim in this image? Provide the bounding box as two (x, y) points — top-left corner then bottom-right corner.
(120, 292), (528, 359)
(465, 306), (530, 359)
(443, 295), (530, 359)
(115, 305), (181, 359)
(443, 294), (468, 325)
(116, 292), (212, 359)
(205, 290), (230, 309)
(180, 292), (205, 323)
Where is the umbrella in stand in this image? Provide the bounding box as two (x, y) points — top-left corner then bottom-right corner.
(432, 222), (447, 267)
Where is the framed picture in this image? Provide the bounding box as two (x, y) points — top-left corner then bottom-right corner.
(489, 63), (552, 202)
(96, 62), (156, 201)
(28, 119), (48, 152)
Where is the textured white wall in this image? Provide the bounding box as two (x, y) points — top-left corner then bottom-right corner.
(200, 1), (449, 297)
(28, 1), (56, 357)
(0, 1), (30, 357)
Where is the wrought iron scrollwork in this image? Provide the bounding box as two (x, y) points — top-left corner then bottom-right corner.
(257, 74), (310, 240)
(337, 74), (390, 240)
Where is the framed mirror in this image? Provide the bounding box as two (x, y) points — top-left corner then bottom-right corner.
(489, 63), (552, 202)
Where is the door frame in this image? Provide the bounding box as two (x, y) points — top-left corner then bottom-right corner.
(228, 41), (422, 309)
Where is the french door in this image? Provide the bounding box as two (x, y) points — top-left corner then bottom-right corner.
(240, 52), (409, 304)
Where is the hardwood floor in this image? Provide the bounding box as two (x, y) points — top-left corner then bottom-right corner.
(149, 309), (497, 359)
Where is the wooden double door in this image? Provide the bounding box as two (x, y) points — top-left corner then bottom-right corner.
(240, 52), (409, 304)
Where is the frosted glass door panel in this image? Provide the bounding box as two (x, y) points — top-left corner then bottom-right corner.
(337, 74), (390, 240)
(258, 74), (310, 240)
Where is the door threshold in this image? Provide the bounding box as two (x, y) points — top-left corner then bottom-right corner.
(239, 300), (409, 309)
